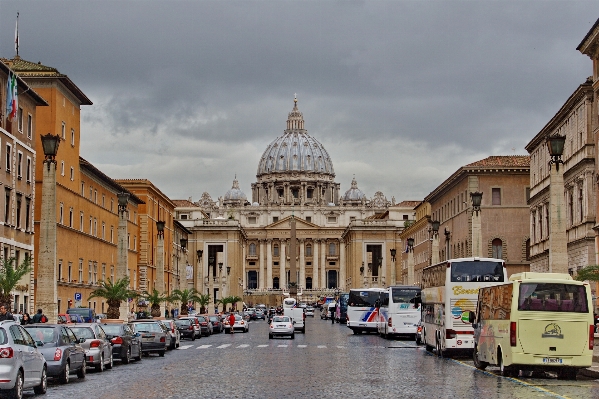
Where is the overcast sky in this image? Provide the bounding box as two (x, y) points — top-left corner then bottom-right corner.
(0, 1), (595, 203)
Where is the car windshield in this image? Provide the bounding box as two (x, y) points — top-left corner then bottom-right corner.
(24, 327), (57, 343)
(209, 316), (219, 322)
(273, 316), (290, 323)
(101, 325), (122, 335)
(196, 316), (206, 322)
(133, 323), (162, 333)
(69, 327), (95, 339)
(518, 283), (589, 313)
(175, 320), (190, 327)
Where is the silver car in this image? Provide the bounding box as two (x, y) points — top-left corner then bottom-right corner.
(268, 316), (294, 339)
(0, 320), (47, 398)
(130, 320), (167, 357)
(69, 323), (113, 372)
(158, 319), (180, 350)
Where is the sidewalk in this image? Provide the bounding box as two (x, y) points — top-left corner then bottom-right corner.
(579, 333), (599, 379)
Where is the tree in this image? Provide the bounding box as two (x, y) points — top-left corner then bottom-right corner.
(196, 294), (211, 314)
(88, 277), (137, 319)
(0, 257), (32, 309)
(168, 288), (202, 316)
(142, 289), (169, 317)
(575, 265), (599, 282)
(219, 295), (242, 312)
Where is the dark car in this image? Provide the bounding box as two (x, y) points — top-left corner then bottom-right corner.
(101, 322), (142, 364)
(24, 324), (87, 383)
(195, 315), (213, 337)
(207, 315), (224, 333)
(175, 319), (196, 341)
(130, 321), (167, 357)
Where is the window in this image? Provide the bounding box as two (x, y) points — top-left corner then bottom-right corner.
(26, 157), (31, 182)
(133, 236), (136, 250)
(492, 188), (501, 205)
(102, 194), (105, 208)
(248, 216), (256, 224)
(15, 194), (21, 228)
(68, 262), (72, 281)
(249, 243), (256, 256)
(492, 238), (502, 259)
(306, 216), (311, 223)
(17, 108), (23, 132)
(27, 114), (32, 139)
(579, 188), (584, 223)
(274, 244), (279, 257)
(273, 216), (279, 223)
(69, 208), (73, 228)
(81, 182), (85, 196)
(93, 262), (98, 284)
(61, 122), (66, 139)
(60, 161), (64, 176)
(94, 190), (97, 204)
(110, 266), (114, 282)
(58, 260), (62, 281)
(102, 264), (106, 281)
(80, 212), (84, 231)
(327, 216), (337, 223)
(78, 259), (83, 283)
(71, 129), (75, 146)
(127, 234), (130, 249)
(59, 203), (63, 224)
(180, 214), (188, 220)
(102, 222), (105, 239)
(306, 244), (312, 257)
(25, 198), (30, 231)
(307, 189), (313, 199)
(350, 216), (356, 221)
(89, 216), (92, 234)
(4, 188), (10, 224)
(16, 152), (22, 178)
(94, 218), (97, 236)
(110, 226), (114, 243)
(292, 188), (299, 198)
(6, 144), (11, 171)
(329, 242), (336, 256)
(70, 167), (74, 181)
(88, 261), (92, 283)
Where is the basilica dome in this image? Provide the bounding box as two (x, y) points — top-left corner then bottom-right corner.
(342, 176), (366, 201)
(256, 97), (334, 178)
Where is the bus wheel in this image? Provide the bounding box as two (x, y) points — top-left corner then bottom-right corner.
(423, 330), (433, 352)
(436, 337), (445, 358)
(473, 345), (488, 370)
(499, 351), (517, 377)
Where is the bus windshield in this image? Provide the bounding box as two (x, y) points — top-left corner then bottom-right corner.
(518, 283), (589, 313)
(391, 288), (420, 303)
(450, 261), (504, 283)
(348, 290), (381, 307)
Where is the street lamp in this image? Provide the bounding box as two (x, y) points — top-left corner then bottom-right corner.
(226, 266), (231, 276)
(546, 134), (566, 172)
(117, 192), (129, 212)
(156, 220), (165, 236)
(470, 192), (483, 215)
(40, 133), (61, 164)
(390, 248), (397, 262)
(407, 237), (415, 251)
(431, 220), (440, 236)
(180, 238), (187, 249)
(218, 262), (223, 274)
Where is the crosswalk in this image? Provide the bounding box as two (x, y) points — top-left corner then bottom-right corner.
(177, 343), (417, 350)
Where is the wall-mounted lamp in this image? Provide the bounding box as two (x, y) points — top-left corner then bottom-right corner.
(197, 250), (203, 262)
(226, 266), (231, 276)
(470, 191), (483, 216)
(156, 220), (165, 237)
(407, 237), (415, 252)
(180, 238), (187, 250)
(390, 248), (397, 262)
(546, 134), (566, 172)
(218, 262), (223, 273)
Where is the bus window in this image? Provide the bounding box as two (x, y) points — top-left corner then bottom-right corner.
(348, 290), (380, 307)
(450, 261), (504, 283)
(391, 288), (420, 303)
(518, 283), (589, 313)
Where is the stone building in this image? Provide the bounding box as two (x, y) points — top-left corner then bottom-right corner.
(176, 98), (415, 307)
(0, 60), (47, 313)
(401, 156), (531, 284)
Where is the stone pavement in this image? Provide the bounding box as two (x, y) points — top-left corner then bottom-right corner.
(579, 333), (599, 378)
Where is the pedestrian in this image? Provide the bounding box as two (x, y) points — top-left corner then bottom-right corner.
(21, 313), (32, 325)
(165, 308), (169, 318)
(0, 305), (12, 321)
(170, 308), (175, 318)
(228, 312), (236, 334)
(32, 308), (43, 323)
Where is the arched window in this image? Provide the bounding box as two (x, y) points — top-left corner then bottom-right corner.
(273, 244), (279, 257)
(306, 244), (312, 257)
(329, 242), (336, 256)
(249, 243), (256, 256)
(492, 238), (503, 259)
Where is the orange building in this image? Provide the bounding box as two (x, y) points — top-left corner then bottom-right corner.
(4, 56), (142, 315)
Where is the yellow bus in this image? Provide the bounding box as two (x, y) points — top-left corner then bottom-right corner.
(469, 272), (594, 380)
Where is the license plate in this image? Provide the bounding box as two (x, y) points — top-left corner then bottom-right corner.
(543, 358), (563, 364)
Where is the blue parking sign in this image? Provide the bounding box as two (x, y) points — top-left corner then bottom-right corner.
(74, 293), (82, 301)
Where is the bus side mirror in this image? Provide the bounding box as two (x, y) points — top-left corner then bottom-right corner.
(466, 311), (476, 324)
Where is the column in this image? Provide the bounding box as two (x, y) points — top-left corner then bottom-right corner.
(339, 240), (346, 290)
(156, 226), (166, 317)
(407, 247), (415, 286)
(266, 239), (273, 288)
(259, 240), (265, 289)
(299, 239), (305, 289)
(280, 239), (286, 289)
(472, 212), (482, 258)
(242, 241), (247, 291)
(549, 164), (568, 273)
(320, 240), (326, 289)
(431, 233), (440, 265)
(313, 240), (319, 288)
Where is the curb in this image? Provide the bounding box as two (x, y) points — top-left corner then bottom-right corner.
(579, 367), (599, 379)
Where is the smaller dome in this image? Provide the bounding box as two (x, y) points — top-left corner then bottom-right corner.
(223, 176), (247, 202)
(343, 176), (365, 201)
(252, 202), (259, 206)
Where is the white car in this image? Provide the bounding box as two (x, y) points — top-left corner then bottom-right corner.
(305, 307), (315, 317)
(269, 316), (295, 339)
(224, 315), (249, 333)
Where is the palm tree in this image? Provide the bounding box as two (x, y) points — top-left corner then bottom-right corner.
(142, 289), (169, 317)
(88, 277), (137, 319)
(168, 288), (202, 316)
(0, 257), (32, 309)
(219, 295), (242, 312)
(575, 265), (599, 282)
(196, 294), (211, 314)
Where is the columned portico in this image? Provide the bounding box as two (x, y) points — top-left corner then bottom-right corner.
(280, 239), (286, 288)
(266, 239), (273, 288)
(299, 239), (305, 289)
(313, 240), (319, 288)
(259, 240), (265, 289)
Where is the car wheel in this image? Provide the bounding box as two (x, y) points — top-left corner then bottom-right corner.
(291, 333), (295, 339)
(106, 353), (113, 369)
(33, 366), (47, 395)
(59, 361), (70, 384)
(134, 348), (142, 361)
(159, 350), (165, 357)
(169, 338), (176, 350)
(269, 334), (273, 339)
(123, 347), (131, 364)
(7, 370), (23, 399)
(191, 334), (196, 341)
(95, 354), (104, 372)
(77, 359), (87, 379)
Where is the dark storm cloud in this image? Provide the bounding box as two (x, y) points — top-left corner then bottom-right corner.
(0, 1), (595, 200)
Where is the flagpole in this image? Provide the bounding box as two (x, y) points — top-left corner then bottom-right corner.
(15, 12), (19, 57)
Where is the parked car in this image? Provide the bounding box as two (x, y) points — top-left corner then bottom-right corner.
(101, 322), (142, 364)
(305, 307), (315, 317)
(69, 323), (113, 371)
(268, 315), (295, 339)
(158, 319), (180, 350)
(24, 324), (87, 384)
(207, 314), (224, 333)
(130, 320), (167, 357)
(195, 315), (213, 337)
(178, 316), (201, 338)
(224, 314), (249, 333)
(174, 318), (196, 341)
(0, 320), (47, 397)
(66, 307), (96, 323)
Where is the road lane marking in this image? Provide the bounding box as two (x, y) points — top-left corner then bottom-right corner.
(237, 344), (250, 348)
(177, 345), (193, 350)
(197, 345), (212, 349)
(317, 345), (327, 348)
(257, 344), (269, 348)
(277, 344), (288, 347)
(298, 345), (307, 348)
(336, 346), (345, 349)
(217, 344), (231, 349)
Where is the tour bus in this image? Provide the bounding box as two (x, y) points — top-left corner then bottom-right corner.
(468, 272), (593, 379)
(335, 293), (349, 323)
(421, 257), (507, 357)
(347, 288), (387, 334)
(377, 286), (422, 339)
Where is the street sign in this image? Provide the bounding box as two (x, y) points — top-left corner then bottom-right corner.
(74, 292), (82, 301)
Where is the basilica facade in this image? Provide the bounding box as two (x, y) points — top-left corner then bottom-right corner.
(175, 98), (415, 306)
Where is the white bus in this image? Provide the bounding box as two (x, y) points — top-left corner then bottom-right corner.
(421, 257), (507, 357)
(377, 286), (422, 339)
(347, 288), (387, 334)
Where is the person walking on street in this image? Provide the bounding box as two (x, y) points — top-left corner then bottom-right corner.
(0, 305), (13, 321)
(21, 313), (32, 325)
(32, 309), (43, 323)
(228, 312), (236, 334)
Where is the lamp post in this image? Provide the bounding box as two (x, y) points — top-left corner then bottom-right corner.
(196, 249), (203, 293)
(430, 220), (440, 265)
(470, 191), (483, 257)
(36, 133), (61, 324)
(390, 248), (397, 286)
(178, 238), (187, 291)
(156, 220), (166, 317)
(116, 191), (130, 320)
(407, 237), (415, 285)
(546, 134), (568, 273)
